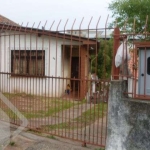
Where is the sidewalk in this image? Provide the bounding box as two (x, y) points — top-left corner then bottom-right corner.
(4, 126), (102, 150)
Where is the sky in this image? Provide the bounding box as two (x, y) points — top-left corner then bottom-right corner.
(0, 0), (113, 30)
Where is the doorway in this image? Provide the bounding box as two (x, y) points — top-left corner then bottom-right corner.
(71, 57), (79, 91)
(138, 48), (150, 95)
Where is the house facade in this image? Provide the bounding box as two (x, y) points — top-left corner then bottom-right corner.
(0, 17), (97, 99)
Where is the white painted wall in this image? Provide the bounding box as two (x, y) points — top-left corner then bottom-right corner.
(0, 31), (80, 97)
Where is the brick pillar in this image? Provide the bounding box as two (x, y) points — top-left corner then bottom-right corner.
(112, 27), (120, 80)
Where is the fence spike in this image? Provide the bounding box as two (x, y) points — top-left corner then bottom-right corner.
(32, 22), (35, 29)
(79, 17), (84, 31)
(56, 20), (61, 31)
(96, 16), (101, 29)
(88, 16), (93, 29)
(37, 21), (41, 29)
(144, 15), (148, 35)
(64, 19), (69, 31)
(43, 20), (47, 30)
(49, 20), (55, 31)
(71, 18), (76, 30)
(133, 18), (136, 34)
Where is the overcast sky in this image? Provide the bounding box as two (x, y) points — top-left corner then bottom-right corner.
(0, 0), (113, 30)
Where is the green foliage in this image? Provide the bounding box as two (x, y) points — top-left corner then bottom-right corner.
(47, 135), (57, 140)
(75, 103), (107, 125)
(9, 141), (15, 146)
(91, 39), (113, 79)
(95, 148), (105, 150)
(108, 0), (150, 32)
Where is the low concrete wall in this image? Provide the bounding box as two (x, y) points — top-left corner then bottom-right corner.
(106, 80), (150, 150)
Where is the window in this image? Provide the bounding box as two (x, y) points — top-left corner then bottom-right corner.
(147, 57), (150, 75)
(11, 50), (45, 76)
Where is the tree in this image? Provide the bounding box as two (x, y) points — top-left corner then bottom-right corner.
(108, 0), (150, 32)
(91, 39), (113, 79)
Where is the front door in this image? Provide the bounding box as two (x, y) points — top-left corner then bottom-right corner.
(138, 48), (150, 95)
(71, 57), (79, 91)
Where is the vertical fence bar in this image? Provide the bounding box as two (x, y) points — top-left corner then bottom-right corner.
(35, 22), (41, 129)
(48, 21), (55, 134)
(77, 17), (84, 142)
(62, 19), (68, 138)
(55, 20), (61, 135)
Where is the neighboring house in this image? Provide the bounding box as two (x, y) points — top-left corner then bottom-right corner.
(66, 29), (112, 39)
(0, 14), (19, 26)
(0, 15), (97, 99)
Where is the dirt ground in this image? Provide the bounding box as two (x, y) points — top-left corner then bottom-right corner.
(0, 93), (107, 149)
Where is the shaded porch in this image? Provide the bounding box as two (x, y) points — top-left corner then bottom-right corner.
(62, 44), (94, 100)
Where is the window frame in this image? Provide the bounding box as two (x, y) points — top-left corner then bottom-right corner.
(147, 57), (150, 75)
(11, 50), (45, 77)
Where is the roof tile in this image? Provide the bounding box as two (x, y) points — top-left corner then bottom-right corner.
(0, 14), (18, 26)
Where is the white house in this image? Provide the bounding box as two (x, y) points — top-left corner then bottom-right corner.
(0, 15), (98, 99)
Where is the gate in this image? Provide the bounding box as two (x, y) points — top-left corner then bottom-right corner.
(0, 16), (111, 147)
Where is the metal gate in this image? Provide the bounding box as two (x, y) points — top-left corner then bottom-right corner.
(0, 17), (111, 147)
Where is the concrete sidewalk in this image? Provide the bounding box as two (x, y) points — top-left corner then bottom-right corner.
(4, 126), (102, 150)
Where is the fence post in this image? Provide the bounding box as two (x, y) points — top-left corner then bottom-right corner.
(106, 80), (127, 150)
(112, 27), (120, 80)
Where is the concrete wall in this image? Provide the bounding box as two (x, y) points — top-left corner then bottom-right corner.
(106, 80), (150, 150)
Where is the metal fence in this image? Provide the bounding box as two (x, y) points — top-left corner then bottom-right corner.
(0, 17), (111, 147)
(112, 19), (150, 100)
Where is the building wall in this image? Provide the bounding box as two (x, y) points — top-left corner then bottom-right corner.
(0, 31), (80, 97)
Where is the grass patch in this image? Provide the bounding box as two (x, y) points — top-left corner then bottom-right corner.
(42, 102), (107, 131)
(43, 122), (73, 131)
(3, 99), (74, 119)
(1, 109), (20, 120)
(44, 99), (74, 117)
(1, 93), (86, 119)
(47, 135), (57, 140)
(9, 141), (15, 146)
(75, 103), (107, 125)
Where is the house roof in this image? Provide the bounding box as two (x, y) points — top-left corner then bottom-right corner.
(0, 23), (97, 45)
(0, 15), (19, 26)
